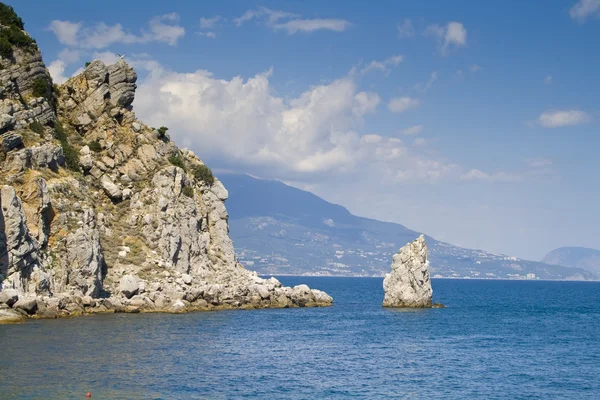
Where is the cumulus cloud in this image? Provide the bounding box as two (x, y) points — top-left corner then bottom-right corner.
(570, 0), (600, 22)
(48, 13), (185, 49)
(133, 64), (382, 174)
(388, 96), (421, 113)
(48, 20), (81, 46)
(397, 19), (415, 38)
(360, 55), (404, 75)
(401, 125), (424, 135)
(47, 48), (82, 83)
(425, 21), (467, 55)
(234, 6), (350, 34)
(200, 16), (223, 29)
(47, 60), (69, 84)
(130, 60), (510, 184)
(538, 110), (591, 128)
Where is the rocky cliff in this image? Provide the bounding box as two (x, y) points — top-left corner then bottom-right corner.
(0, 5), (331, 323)
(382, 235), (433, 308)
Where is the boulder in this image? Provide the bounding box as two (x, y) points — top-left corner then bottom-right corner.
(119, 275), (140, 299)
(1, 132), (22, 151)
(383, 235), (433, 308)
(0, 289), (19, 307)
(13, 296), (38, 315)
(101, 175), (122, 200)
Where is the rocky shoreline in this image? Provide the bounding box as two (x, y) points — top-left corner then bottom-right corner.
(0, 5), (332, 325)
(0, 277), (332, 324)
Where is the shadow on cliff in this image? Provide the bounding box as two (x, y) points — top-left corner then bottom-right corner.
(0, 190), (8, 290)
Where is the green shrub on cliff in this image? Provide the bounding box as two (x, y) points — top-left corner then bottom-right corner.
(191, 164), (214, 185)
(0, 36), (11, 58)
(88, 140), (102, 152)
(29, 120), (44, 134)
(53, 122), (79, 171)
(32, 77), (48, 98)
(168, 154), (186, 170)
(0, 4), (35, 56)
(157, 126), (168, 137)
(182, 186), (194, 198)
(2, 25), (33, 47)
(0, 4), (24, 30)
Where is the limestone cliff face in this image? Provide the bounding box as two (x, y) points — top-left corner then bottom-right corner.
(382, 235), (433, 308)
(0, 8), (331, 322)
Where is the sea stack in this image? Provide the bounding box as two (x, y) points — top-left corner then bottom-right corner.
(382, 235), (433, 308)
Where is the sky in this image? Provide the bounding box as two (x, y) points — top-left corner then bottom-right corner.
(7, 0), (600, 260)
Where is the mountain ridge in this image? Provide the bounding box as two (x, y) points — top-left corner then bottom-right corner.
(220, 173), (596, 281)
(543, 247), (600, 276)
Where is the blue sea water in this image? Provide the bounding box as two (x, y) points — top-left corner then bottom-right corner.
(1, 277), (599, 399)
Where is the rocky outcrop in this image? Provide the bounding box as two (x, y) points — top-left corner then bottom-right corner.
(0, 7), (331, 322)
(382, 235), (433, 308)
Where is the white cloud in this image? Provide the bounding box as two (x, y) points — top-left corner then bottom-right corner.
(425, 21), (467, 55)
(48, 60), (68, 84)
(47, 48), (82, 83)
(544, 75), (552, 84)
(125, 58), (521, 189)
(199, 32), (217, 39)
(234, 7), (350, 34)
(274, 19), (351, 34)
(234, 7), (300, 26)
(413, 137), (427, 147)
(401, 125), (424, 135)
(397, 19), (415, 38)
(570, 0), (600, 22)
(538, 110), (591, 128)
(388, 96), (421, 113)
(526, 157), (553, 168)
(200, 16), (223, 29)
(92, 51), (121, 65)
(360, 55), (404, 75)
(470, 64), (481, 72)
(57, 48), (81, 64)
(48, 20), (81, 46)
(133, 64), (383, 174)
(148, 13), (185, 45)
(48, 13), (185, 49)
(415, 71), (438, 92)
(461, 169), (523, 182)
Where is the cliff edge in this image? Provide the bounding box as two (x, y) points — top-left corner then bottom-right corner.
(0, 4), (331, 323)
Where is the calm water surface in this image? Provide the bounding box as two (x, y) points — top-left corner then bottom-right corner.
(1, 278), (599, 399)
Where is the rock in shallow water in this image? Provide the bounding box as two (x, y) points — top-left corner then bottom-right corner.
(383, 234), (433, 308)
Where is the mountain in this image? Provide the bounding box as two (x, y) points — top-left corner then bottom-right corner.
(0, 3), (330, 324)
(543, 247), (600, 276)
(220, 173), (597, 281)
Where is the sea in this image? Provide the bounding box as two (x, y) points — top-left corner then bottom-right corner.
(1, 277), (599, 399)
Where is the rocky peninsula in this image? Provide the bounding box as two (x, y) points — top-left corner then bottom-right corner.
(0, 5), (331, 324)
(382, 235), (434, 308)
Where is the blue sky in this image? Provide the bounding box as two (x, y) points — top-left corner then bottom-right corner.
(8, 0), (600, 260)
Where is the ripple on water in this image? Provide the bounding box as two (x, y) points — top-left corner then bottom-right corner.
(0, 278), (599, 399)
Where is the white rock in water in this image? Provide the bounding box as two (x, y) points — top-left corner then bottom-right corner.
(383, 235), (433, 308)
